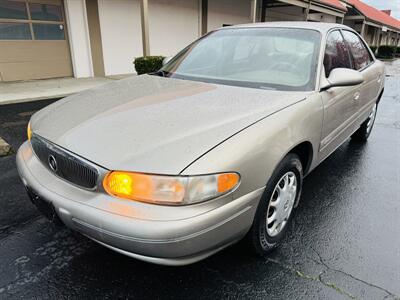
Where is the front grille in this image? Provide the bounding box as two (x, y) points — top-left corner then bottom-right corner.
(31, 135), (99, 189)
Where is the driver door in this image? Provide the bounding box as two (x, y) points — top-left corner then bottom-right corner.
(319, 30), (361, 161)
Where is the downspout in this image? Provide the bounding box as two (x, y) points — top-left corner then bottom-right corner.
(360, 20), (366, 38)
(140, 0), (150, 57)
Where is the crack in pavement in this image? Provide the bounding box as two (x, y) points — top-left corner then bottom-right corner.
(266, 257), (356, 299)
(310, 247), (400, 300)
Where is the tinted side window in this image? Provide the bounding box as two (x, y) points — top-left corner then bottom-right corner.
(324, 31), (352, 77)
(342, 30), (372, 70)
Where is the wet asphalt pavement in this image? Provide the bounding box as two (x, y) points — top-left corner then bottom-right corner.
(0, 62), (399, 300)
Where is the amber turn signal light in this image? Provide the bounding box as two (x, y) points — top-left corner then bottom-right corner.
(27, 122), (32, 141)
(217, 173), (240, 193)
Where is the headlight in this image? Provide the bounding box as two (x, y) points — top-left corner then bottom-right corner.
(27, 122), (32, 141)
(103, 171), (240, 205)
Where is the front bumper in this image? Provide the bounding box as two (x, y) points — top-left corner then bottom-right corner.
(16, 141), (263, 265)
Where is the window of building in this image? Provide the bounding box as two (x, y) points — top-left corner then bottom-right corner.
(29, 3), (63, 22)
(342, 30), (373, 70)
(0, 0), (66, 40)
(323, 30), (352, 77)
(0, 0), (28, 20)
(0, 23), (31, 40)
(33, 23), (65, 40)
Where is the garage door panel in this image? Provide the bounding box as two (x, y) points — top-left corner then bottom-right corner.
(0, 59), (72, 81)
(0, 41), (71, 62)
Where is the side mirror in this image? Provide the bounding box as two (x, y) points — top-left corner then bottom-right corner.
(162, 56), (173, 66)
(320, 68), (364, 91)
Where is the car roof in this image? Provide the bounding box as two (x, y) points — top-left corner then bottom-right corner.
(224, 21), (351, 34)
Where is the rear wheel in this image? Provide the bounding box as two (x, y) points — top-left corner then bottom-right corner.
(351, 103), (377, 142)
(246, 153), (303, 255)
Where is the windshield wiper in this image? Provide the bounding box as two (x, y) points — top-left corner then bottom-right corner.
(259, 86), (277, 91)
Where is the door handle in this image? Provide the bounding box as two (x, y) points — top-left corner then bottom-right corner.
(353, 92), (360, 101)
(377, 74), (382, 83)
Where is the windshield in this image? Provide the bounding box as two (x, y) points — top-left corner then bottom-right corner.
(158, 28), (321, 91)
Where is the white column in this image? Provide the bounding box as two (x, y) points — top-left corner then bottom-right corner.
(64, 0), (94, 78)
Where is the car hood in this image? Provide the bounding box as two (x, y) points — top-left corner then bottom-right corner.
(31, 75), (309, 174)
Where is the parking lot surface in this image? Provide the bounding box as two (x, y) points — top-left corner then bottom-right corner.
(0, 61), (399, 299)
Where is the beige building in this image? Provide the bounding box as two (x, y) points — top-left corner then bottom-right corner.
(0, 0), (399, 82)
(0, 0), (258, 81)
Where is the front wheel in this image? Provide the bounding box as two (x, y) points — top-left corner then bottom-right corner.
(246, 153), (303, 255)
(351, 103), (378, 142)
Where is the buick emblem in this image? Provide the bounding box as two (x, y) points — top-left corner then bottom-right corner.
(48, 155), (58, 172)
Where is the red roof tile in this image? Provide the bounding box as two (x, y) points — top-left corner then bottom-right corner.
(317, 0), (347, 12)
(345, 0), (400, 30)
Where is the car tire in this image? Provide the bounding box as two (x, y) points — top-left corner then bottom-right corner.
(351, 103), (378, 142)
(245, 153), (303, 256)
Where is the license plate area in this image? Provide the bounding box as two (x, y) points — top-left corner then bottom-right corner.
(25, 186), (63, 225)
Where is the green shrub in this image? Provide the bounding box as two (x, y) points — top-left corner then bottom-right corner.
(396, 47), (400, 57)
(376, 45), (397, 59)
(134, 56), (165, 75)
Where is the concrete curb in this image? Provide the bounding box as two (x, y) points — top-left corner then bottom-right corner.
(378, 58), (398, 62)
(0, 137), (12, 157)
(0, 92), (74, 106)
(0, 75), (132, 106)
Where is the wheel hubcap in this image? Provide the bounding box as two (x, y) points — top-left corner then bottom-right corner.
(366, 104), (377, 134)
(266, 172), (297, 237)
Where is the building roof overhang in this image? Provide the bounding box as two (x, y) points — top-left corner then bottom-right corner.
(343, 0), (400, 32)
